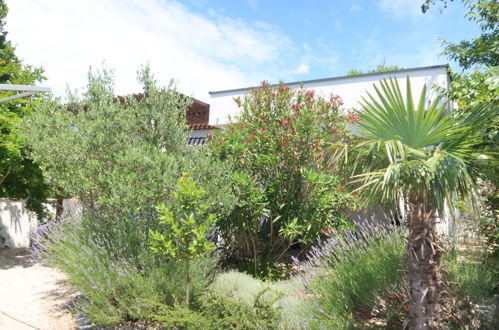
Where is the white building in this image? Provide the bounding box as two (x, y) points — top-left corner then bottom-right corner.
(207, 64), (460, 236)
(209, 65), (451, 127)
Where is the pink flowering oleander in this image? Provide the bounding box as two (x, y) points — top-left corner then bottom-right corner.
(271, 91), (277, 95)
(347, 114), (360, 122)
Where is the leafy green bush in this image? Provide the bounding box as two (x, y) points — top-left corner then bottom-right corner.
(296, 222), (406, 328)
(150, 291), (281, 330)
(150, 173), (217, 305)
(24, 67), (234, 325)
(42, 215), (217, 325)
(210, 81), (359, 276)
(143, 270), (283, 329)
(21, 66), (235, 220)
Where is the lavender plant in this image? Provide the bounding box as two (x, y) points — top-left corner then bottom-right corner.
(293, 221), (406, 329)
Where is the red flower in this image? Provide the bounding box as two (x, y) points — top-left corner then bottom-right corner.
(290, 103), (301, 110)
(282, 120), (289, 125)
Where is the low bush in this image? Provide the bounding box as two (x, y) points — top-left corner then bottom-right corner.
(444, 247), (498, 302)
(295, 221), (406, 329)
(41, 214), (217, 325)
(443, 244), (499, 328)
(149, 291), (281, 329)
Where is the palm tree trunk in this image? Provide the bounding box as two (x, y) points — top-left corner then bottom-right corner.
(406, 196), (445, 329)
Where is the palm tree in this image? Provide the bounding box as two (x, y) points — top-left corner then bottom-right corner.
(350, 78), (492, 329)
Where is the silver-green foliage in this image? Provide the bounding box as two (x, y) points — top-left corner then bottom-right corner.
(21, 66), (188, 212)
(22, 66), (235, 324)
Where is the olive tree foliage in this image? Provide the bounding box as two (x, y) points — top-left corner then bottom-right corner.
(21, 66), (235, 223)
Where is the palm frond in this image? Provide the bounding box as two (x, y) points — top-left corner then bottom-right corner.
(349, 77), (494, 213)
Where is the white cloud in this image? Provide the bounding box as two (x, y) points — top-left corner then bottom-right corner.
(290, 64), (310, 74)
(377, 0), (423, 18)
(333, 20), (344, 32)
(245, 0), (259, 11)
(349, 3), (362, 13)
(5, 0), (293, 101)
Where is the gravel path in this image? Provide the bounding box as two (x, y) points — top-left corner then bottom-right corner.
(0, 248), (76, 330)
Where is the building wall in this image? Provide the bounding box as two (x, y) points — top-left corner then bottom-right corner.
(0, 199), (81, 248)
(209, 65), (450, 126)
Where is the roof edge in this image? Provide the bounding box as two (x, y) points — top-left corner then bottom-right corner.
(209, 64), (449, 95)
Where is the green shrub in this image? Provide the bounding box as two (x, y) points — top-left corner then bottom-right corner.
(210, 81), (360, 276)
(24, 67), (234, 325)
(444, 247), (499, 302)
(150, 173), (217, 305)
(42, 215), (217, 325)
(296, 222), (406, 329)
(150, 291), (281, 330)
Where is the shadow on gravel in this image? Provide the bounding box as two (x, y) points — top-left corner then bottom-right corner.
(0, 247), (36, 270)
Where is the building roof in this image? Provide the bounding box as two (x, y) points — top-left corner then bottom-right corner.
(186, 98), (211, 129)
(209, 64), (449, 95)
(119, 92), (214, 130)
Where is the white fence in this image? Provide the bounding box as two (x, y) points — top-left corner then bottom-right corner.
(0, 197), (476, 249)
(0, 198), (81, 248)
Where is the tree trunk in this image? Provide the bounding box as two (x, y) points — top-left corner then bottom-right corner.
(406, 197), (446, 329)
(55, 197), (64, 221)
(185, 258), (191, 306)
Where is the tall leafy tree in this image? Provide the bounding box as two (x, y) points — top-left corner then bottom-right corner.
(423, 0), (498, 211)
(422, 0), (498, 69)
(351, 78), (494, 329)
(0, 0), (50, 217)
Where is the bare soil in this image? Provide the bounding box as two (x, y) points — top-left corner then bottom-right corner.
(0, 248), (76, 330)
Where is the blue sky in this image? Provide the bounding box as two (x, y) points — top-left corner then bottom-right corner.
(6, 0), (479, 101)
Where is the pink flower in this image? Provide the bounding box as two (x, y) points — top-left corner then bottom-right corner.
(332, 95), (340, 100)
(347, 114), (360, 122)
(290, 103), (301, 110)
(207, 132), (213, 140)
(271, 91), (277, 95)
(318, 152), (325, 157)
(282, 120), (289, 125)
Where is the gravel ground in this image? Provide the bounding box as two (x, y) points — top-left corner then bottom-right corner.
(0, 248), (76, 330)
